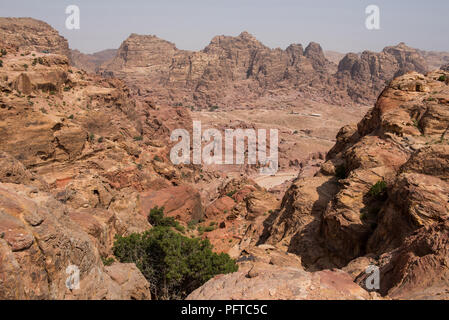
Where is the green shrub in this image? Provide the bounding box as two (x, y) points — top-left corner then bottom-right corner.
(209, 105), (219, 112)
(113, 226), (238, 299)
(188, 219), (199, 230)
(0, 49), (7, 56)
(369, 180), (387, 199)
(134, 135), (143, 141)
(438, 75), (447, 82)
(154, 155), (162, 162)
(68, 114), (74, 120)
(174, 224), (186, 234)
(204, 225), (216, 232)
(102, 257), (115, 266)
(148, 206), (176, 227)
(0, 59), (3, 67)
(226, 190), (237, 198)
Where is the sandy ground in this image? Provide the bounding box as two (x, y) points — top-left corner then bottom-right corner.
(253, 171), (298, 189)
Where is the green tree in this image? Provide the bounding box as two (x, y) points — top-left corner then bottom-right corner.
(113, 226), (238, 299)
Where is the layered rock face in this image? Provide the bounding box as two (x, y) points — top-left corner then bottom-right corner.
(101, 33), (430, 107)
(252, 70), (449, 299)
(0, 18), (70, 58)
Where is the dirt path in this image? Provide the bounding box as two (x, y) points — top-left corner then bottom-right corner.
(253, 171), (298, 189)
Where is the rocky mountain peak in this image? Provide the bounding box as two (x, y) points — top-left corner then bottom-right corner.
(304, 42), (330, 70)
(0, 17), (70, 58)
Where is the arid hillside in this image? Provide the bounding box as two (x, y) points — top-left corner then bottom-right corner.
(192, 69), (449, 300)
(1, 17), (448, 301)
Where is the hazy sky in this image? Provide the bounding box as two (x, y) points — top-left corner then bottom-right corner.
(1, 0), (448, 54)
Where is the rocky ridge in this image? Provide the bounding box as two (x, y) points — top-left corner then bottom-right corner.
(0, 18), (282, 299)
(100, 33), (431, 107)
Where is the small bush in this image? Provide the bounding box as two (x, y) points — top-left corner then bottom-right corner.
(369, 180), (387, 199)
(0, 59), (3, 67)
(174, 224), (186, 234)
(209, 105), (219, 112)
(0, 49), (7, 56)
(188, 220), (199, 230)
(68, 114), (74, 120)
(23, 64), (28, 70)
(438, 75), (447, 82)
(113, 226), (238, 299)
(204, 225), (216, 232)
(226, 190), (237, 198)
(102, 257), (115, 266)
(148, 206), (177, 227)
(134, 135), (143, 141)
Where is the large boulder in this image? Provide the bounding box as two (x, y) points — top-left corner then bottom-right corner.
(0, 183), (150, 300)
